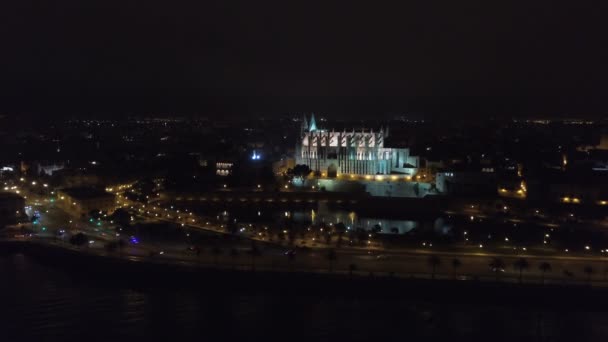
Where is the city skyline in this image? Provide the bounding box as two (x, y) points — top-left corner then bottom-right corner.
(2, 2), (608, 341)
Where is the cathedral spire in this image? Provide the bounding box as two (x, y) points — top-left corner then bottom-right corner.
(309, 113), (318, 132)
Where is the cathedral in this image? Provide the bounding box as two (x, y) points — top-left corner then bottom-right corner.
(295, 114), (419, 177)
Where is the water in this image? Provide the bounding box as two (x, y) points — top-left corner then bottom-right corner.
(2, 252), (608, 341)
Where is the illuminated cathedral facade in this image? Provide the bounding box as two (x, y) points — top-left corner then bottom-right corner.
(295, 114), (419, 177)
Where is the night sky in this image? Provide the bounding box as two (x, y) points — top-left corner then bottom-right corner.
(1, 1), (606, 116)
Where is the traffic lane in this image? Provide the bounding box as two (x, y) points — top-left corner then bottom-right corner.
(59, 239), (606, 284)
(234, 251), (608, 281)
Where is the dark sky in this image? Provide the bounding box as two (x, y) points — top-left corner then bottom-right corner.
(1, 1), (607, 117)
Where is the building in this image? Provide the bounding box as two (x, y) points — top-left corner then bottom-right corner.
(295, 114), (419, 177)
(526, 170), (608, 205)
(0, 192), (25, 228)
(57, 187), (115, 218)
(215, 161), (234, 176)
(435, 169), (498, 196)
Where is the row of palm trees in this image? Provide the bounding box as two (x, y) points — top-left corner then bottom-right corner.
(194, 245), (341, 273)
(429, 255), (599, 284)
(174, 242), (604, 284)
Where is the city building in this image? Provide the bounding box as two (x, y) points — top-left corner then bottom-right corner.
(435, 168), (498, 196)
(0, 192), (25, 228)
(216, 161), (234, 176)
(57, 187), (115, 218)
(295, 114), (419, 177)
(526, 170), (608, 205)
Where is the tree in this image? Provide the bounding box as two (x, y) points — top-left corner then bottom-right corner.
(69, 233), (88, 247)
(288, 230), (296, 246)
(195, 246), (202, 265)
(211, 245), (222, 266)
(334, 222), (347, 235)
(249, 241), (261, 271)
(117, 238), (126, 254)
(291, 164), (311, 178)
(104, 241), (118, 252)
(583, 266), (594, 284)
(489, 257), (506, 281)
(229, 248), (239, 270)
(563, 269), (574, 284)
(326, 249), (337, 273)
(226, 221), (238, 235)
(348, 263), (357, 278)
(334, 222), (346, 248)
(428, 255), (441, 279)
(286, 250), (296, 272)
(371, 224), (382, 234)
(538, 262), (552, 285)
(451, 258), (462, 279)
(513, 258), (530, 284)
(110, 208), (131, 227)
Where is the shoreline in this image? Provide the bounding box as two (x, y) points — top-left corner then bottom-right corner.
(2, 239), (608, 310)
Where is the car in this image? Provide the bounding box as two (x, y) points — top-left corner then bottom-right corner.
(491, 267), (505, 273)
(284, 249), (296, 256)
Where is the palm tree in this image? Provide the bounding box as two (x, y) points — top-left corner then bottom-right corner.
(287, 251), (296, 272)
(348, 263), (357, 278)
(513, 258), (530, 284)
(451, 258), (462, 279)
(249, 242), (261, 271)
(427, 255), (441, 279)
(334, 222), (346, 248)
(583, 266), (594, 284)
(489, 257), (506, 281)
(563, 269), (574, 284)
(195, 246), (202, 266)
(326, 249), (337, 273)
(230, 248), (239, 270)
(117, 239), (126, 258)
(538, 262), (552, 285)
(211, 245), (222, 266)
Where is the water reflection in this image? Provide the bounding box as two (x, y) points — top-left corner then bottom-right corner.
(192, 204), (427, 235)
(1, 253), (607, 341)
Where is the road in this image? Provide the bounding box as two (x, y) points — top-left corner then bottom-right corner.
(7, 183), (608, 286)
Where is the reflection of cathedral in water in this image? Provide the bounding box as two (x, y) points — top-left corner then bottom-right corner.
(295, 114), (419, 176)
(290, 209), (420, 235)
